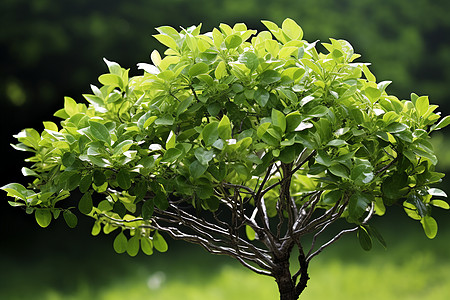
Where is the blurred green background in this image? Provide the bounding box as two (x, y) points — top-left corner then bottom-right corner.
(1, 0), (449, 299)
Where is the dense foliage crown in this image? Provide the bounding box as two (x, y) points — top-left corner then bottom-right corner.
(2, 19), (449, 256)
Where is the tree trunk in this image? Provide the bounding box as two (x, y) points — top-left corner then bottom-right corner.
(274, 258), (298, 300)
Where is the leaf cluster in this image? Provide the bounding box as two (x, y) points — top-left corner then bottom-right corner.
(2, 19), (449, 256)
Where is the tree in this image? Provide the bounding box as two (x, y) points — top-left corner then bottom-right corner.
(2, 19), (450, 300)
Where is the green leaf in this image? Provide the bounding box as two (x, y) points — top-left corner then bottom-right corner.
(92, 170), (106, 187)
(153, 231), (168, 252)
(358, 226), (372, 251)
(245, 225), (256, 241)
(204, 196), (220, 211)
(282, 18), (303, 40)
(1, 183), (29, 201)
(155, 115), (174, 126)
(64, 97), (78, 117)
(35, 209), (52, 228)
(329, 164), (350, 179)
(215, 61), (227, 79)
(190, 160), (208, 178)
(127, 235), (140, 257)
(113, 232), (128, 254)
(194, 148), (215, 166)
(415, 96), (429, 116)
(62, 152), (76, 167)
(307, 105), (328, 117)
(225, 34), (242, 49)
(386, 122), (408, 133)
(98, 74), (122, 88)
(255, 88), (270, 107)
(271, 109), (286, 133)
(431, 115), (450, 131)
(142, 199), (154, 220)
(189, 62), (209, 77)
(161, 148), (183, 163)
(322, 190), (343, 205)
(138, 112), (157, 129)
(430, 200), (450, 210)
(78, 193), (93, 215)
(218, 115), (232, 140)
(421, 215), (438, 239)
(63, 210), (78, 228)
(365, 225), (387, 249)
(141, 238), (154, 255)
(103, 58), (122, 75)
(348, 192), (373, 221)
(153, 34), (178, 49)
(117, 169), (131, 190)
(351, 163), (374, 185)
(326, 139), (347, 147)
(365, 87), (381, 103)
(239, 52), (259, 71)
(91, 221), (101, 236)
(66, 173), (82, 191)
(89, 121), (111, 145)
(259, 70), (281, 85)
(316, 150), (332, 167)
(202, 122), (219, 146)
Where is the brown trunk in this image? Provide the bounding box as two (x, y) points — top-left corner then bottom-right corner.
(274, 258), (298, 300)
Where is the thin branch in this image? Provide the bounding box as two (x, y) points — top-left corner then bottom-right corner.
(306, 203), (375, 263)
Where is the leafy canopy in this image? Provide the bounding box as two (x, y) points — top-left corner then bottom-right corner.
(2, 19), (449, 257)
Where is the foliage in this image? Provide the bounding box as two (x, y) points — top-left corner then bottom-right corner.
(2, 19), (449, 299)
(2, 0), (450, 112)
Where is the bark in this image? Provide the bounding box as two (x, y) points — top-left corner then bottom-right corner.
(273, 248), (310, 300)
(273, 257), (298, 300)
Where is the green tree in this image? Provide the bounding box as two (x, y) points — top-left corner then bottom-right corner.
(2, 19), (449, 300)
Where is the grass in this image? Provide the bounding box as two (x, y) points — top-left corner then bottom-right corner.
(1, 211), (449, 300)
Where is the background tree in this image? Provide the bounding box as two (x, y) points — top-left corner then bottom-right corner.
(2, 19), (449, 300)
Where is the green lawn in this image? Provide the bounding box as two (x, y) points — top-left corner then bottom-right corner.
(1, 212), (449, 300)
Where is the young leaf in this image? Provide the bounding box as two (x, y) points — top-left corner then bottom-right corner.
(201, 122), (219, 146)
(225, 34), (242, 49)
(113, 232), (128, 254)
(63, 210), (78, 228)
(282, 18), (303, 40)
(153, 232), (168, 252)
(245, 225), (256, 241)
(431, 115), (450, 131)
(153, 34), (178, 49)
(415, 96), (429, 116)
(35, 209), (52, 228)
(166, 131), (176, 149)
(271, 109), (286, 133)
(141, 237), (154, 255)
(188, 62), (209, 77)
(421, 215), (438, 239)
(127, 235), (140, 257)
(218, 115), (232, 140)
(1, 183), (28, 201)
